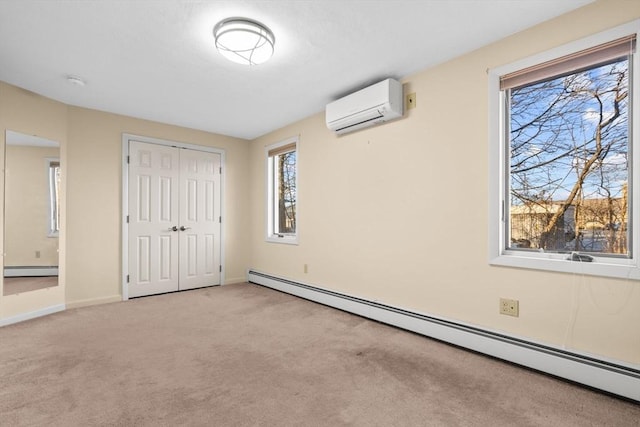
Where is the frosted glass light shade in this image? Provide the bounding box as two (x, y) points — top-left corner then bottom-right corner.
(213, 18), (275, 65)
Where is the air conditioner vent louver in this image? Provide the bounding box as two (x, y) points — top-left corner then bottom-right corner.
(334, 110), (384, 133)
(326, 79), (403, 135)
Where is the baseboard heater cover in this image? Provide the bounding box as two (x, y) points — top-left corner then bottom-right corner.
(4, 266), (59, 277)
(247, 270), (640, 402)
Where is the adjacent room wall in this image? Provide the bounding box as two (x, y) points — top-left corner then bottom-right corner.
(5, 145), (60, 267)
(249, 0), (640, 365)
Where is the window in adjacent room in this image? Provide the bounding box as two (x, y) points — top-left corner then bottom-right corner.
(266, 137), (298, 244)
(48, 158), (61, 237)
(488, 21), (640, 279)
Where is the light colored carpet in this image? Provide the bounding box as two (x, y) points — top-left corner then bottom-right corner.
(0, 282), (638, 426)
(3, 276), (58, 296)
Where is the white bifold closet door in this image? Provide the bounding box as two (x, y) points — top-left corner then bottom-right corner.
(128, 140), (221, 298)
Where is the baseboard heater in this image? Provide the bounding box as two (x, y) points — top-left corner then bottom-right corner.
(4, 266), (59, 277)
(248, 270), (640, 402)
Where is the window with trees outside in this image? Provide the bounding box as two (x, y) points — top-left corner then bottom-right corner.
(489, 21), (640, 279)
(48, 159), (61, 237)
(266, 137), (298, 244)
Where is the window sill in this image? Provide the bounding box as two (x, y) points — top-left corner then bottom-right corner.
(490, 252), (640, 280)
(266, 235), (298, 245)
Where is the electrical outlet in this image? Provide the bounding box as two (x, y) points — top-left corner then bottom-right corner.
(406, 92), (416, 110)
(500, 298), (519, 317)
(35, 250), (41, 259)
(303, 264), (308, 274)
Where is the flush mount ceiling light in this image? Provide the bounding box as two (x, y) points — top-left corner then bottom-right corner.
(213, 17), (275, 65)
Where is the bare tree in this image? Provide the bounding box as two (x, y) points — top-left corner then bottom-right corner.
(278, 152), (296, 233)
(509, 59), (629, 253)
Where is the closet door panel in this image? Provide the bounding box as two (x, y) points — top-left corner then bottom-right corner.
(178, 150), (221, 290)
(128, 141), (180, 298)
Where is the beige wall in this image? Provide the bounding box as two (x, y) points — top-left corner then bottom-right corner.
(66, 107), (250, 306)
(0, 81), (251, 320)
(5, 145), (60, 266)
(249, 0), (640, 365)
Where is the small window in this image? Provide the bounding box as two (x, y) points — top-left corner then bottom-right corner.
(48, 158), (60, 237)
(489, 21), (640, 279)
(266, 137), (298, 244)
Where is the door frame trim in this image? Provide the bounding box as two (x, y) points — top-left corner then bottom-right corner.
(121, 133), (226, 300)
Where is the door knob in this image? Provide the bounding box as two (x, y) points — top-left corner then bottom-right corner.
(170, 226), (178, 232)
(180, 226), (192, 231)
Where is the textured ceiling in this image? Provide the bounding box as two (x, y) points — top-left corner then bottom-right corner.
(0, 0), (592, 140)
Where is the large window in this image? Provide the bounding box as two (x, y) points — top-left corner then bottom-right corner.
(489, 21), (640, 279)
(266, 137), (298, 244)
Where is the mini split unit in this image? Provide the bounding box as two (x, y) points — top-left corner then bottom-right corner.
(326, 78), (403, 135)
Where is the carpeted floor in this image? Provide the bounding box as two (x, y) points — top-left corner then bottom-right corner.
(0, 282), (638, 426)
(3, 276), (58, 296)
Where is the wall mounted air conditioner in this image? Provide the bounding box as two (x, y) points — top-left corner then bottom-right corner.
(326, 78), (403, 135)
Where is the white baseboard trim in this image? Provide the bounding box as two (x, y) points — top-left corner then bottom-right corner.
(224, 276), (246, 285)
(4, 266), (59, 277)
(0, 304), (65, 327)
(248, 270), (640, 402)
(66, 295), (122, 310)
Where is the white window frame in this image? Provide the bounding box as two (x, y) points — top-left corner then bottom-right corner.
(488, 20), (640, 280)
(46, 157), (60, 238)
(265, 136), (299, 244)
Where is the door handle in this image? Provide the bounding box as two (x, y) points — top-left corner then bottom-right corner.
(180, 226), (192, 231)
(168, 226), (178, 232)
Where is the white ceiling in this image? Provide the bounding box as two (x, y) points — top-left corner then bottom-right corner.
(6, 130), (59, 147)
(0, 0), (592, 140)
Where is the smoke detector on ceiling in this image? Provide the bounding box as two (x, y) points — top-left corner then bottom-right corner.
(66, 75), (86, 87)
